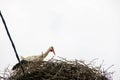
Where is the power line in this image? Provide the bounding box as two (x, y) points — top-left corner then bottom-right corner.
(0, 11), (25, 76)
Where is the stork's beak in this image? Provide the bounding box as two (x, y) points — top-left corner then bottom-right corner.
(52, 49), (55, 55)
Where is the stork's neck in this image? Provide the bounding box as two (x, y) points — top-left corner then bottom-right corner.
(38, 49), (50, 60)
(45, 49), (50, 55)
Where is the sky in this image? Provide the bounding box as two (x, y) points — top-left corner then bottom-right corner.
(0, 0), (120, 79)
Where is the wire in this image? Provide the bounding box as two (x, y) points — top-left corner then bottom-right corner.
(0, 11), (25, 76)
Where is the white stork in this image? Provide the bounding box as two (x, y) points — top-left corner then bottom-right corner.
(21, 46), (55, 62)
(12, 46), (55, 70)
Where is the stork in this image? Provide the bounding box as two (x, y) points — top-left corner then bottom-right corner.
(21, 46), (55, 62)
(12, 46), (55, 70)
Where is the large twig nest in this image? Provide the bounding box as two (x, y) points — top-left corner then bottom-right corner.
(8, 57), (111, 80)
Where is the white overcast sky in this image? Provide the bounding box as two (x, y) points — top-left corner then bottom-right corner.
(0, 0), (120, 79)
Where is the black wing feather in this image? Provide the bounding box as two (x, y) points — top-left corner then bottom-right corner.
(12, 60), (28, 70)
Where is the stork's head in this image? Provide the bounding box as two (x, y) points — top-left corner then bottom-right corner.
(49, 46), (55, 55)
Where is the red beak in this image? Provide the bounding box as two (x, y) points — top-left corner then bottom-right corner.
(52, 49), (55, 55)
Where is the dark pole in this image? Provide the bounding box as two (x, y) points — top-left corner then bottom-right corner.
(0, 11), (25, 75)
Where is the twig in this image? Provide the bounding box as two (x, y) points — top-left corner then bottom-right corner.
(0, 76), (6, 80)
(51, 63), (64, 79)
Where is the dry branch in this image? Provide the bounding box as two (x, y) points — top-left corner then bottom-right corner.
(7, 57), (112, 80)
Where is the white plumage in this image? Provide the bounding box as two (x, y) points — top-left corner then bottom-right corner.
(12, 46), (55, 70)
(21, 46), (55, 62)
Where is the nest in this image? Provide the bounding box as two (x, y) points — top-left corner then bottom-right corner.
(8, 58), (110, 80)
